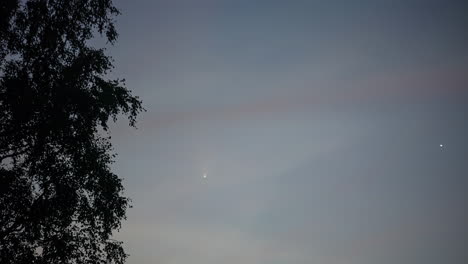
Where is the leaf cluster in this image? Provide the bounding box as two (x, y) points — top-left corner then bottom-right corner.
(0, 1), (142, 263)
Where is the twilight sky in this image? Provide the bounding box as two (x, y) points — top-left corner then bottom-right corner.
(104, 1), (467, 263)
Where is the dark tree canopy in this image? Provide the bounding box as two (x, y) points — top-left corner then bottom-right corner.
(0, 0), (142, 263)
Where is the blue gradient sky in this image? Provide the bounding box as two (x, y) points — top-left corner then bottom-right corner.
(106, 1), (467, 263)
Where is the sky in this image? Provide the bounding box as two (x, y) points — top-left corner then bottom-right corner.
(104, 1), (468, 263)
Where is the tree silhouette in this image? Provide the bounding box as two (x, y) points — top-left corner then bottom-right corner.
(0, 1), (142, 263)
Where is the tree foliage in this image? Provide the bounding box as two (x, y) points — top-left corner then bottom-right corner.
(0, 0), (142, 263)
